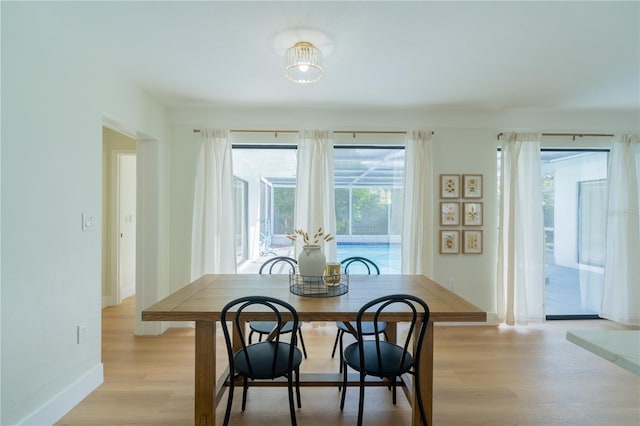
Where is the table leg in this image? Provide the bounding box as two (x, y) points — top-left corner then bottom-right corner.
(414, 319), (433, 426)
(386, 321), (398, 344)
(195, 321), (216, 426)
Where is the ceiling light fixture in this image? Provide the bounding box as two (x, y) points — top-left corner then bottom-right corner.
(284, 41), (324, 84)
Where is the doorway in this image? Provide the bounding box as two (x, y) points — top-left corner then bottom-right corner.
(117, 153), (136, 301)
(102, 126), (136, 307)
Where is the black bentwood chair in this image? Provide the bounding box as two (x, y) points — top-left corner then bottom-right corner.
(220, 296), (303, 426)
(250, 257), (308, 358)
(331, 257), (388, 372)
(340, 294), (430, 426)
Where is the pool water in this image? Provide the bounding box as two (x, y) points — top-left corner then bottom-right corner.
(336, 243), (401, 274)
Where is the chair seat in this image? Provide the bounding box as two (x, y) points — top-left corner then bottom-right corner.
(250, 321), (298, 334)
(343, 340), (413, 377)
(336, 321), (388, 335)
(234, 342), (303, 380)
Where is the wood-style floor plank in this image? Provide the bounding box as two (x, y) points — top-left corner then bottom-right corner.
(56, 297), (640, 425)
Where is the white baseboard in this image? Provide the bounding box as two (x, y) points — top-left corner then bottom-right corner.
(17, 363), (103, 426)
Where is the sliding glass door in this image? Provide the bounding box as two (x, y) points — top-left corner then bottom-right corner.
(541, 150), (608, 318)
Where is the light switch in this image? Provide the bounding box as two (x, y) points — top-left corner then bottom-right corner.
(77, 323), (88, 344)
(82, 213), (96, 232)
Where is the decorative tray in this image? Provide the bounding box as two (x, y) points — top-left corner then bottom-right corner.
(289, 272), (349, 297)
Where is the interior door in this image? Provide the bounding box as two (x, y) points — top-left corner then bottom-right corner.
(118, 153), (136, 301)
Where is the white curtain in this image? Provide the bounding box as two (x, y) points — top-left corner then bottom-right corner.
(294, 130), (337, 261)
(601, 134), (640, 325)
(190, 129), (237, 279)
(401, 130), (434, 276)
(497, 132), (545, 325)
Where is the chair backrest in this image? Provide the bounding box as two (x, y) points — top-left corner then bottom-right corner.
(220, 296), (299, 378)
(259, 256), (297, 274)
(356, 294), (430, 376)
(340, 256), (380, 275)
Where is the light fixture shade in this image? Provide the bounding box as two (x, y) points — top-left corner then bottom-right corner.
(284, 41), (324, 84)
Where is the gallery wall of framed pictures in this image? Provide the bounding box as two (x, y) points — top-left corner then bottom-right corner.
(439, 174), (483, 254)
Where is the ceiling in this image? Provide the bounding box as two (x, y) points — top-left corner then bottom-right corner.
(23, 1), (640, 111)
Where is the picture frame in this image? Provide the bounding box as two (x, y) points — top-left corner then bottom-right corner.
(439, 230), (460, 254)
(462, 174), (483, 198)
(440, 202), (460, 226)
(462, 230), (483, 254)
(440, 174), (460, 198)
(462, 202), (483, 226)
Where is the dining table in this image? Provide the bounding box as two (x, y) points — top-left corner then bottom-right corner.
(142, 273), (486, 426)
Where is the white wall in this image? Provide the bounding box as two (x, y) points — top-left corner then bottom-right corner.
(1, 3), (169, 425)
(167, 107), (638, 323)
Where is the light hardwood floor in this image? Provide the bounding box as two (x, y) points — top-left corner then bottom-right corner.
(56, 297), (639, 425)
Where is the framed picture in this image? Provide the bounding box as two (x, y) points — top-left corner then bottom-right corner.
(440, 202), (460, 226)
(440, 230), (460, 254)
(463, 202), (483, 226)
(462, 230), (483, 254)
(440, 174), (460, 198)
(462, 174), (483, 198)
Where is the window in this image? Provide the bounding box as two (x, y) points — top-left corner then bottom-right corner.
(232, 144), (404, 274)
(334, 147), (404, 274)
(233, 146), (298, 272)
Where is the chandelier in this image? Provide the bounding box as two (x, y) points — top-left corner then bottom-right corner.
(284, 41), (324, 84)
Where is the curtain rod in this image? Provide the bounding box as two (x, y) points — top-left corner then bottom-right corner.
(193, 129), (434, 138)
(497, 132), (614, 141)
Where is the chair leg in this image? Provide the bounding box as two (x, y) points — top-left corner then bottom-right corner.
(297, 327), (308, 359)
(357, 372), (366, 426)
(223, 374), (234, 426)
(248, 330), (255, 345)
(287, 371), (297, 426)
(338, 331), (345, 374)
(241, 376), (248, 411)
(340, 361), (348, 410)
(295, 368), (302, 408)
(392, 376), (397, 405)
(331, 329), (341, 358)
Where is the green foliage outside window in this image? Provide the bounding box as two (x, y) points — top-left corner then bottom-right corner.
(335, 188), (349, 234)
(273, 187), (295, 234)
(352, 188), (389, 234)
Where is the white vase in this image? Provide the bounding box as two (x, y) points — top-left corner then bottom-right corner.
(298, 245), (326, 277)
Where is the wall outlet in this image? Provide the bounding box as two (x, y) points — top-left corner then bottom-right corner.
(77, 323), (88, 344)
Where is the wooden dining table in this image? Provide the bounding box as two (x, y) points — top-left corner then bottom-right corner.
(142, 274), (486, 426)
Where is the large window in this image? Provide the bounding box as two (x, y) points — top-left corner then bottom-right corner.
(334, 147), (404, 274)
(233, 144), (404, 274)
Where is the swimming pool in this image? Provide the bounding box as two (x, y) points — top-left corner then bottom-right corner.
(336, 243), (401, 274)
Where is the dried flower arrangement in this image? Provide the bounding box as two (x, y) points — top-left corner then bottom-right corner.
(286, 227), (334, 247)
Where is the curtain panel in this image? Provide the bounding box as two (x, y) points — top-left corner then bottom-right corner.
(294, 130), (338, 262)
(190, 129), (237, 279)
(401, 130), (434, 276)
(497, 132), (545, 325)
(601, 134), (640, 325)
